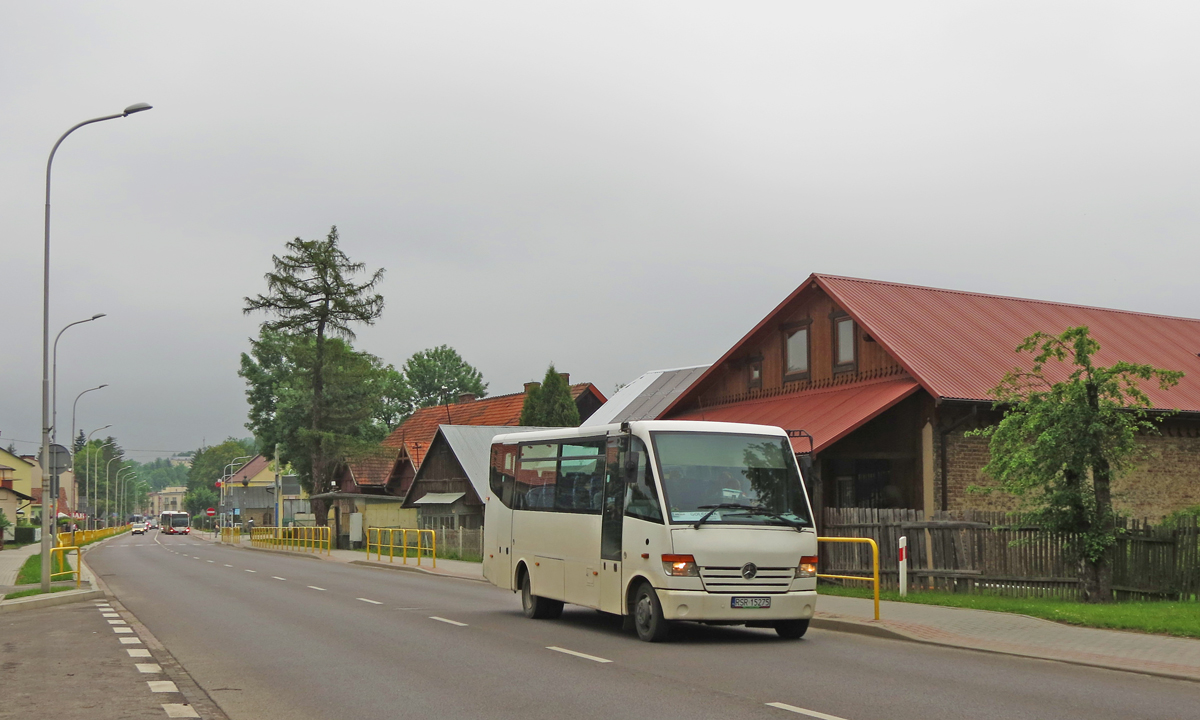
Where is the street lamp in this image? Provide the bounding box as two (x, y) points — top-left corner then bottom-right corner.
(116, 467), (135, 525)
(221, 456), (254, 532)
(104, 453), (121, 529)
(87, 431), (113, 530)
(52, 314), (106, 443)
(40, 102), (153, 590)
(70, 384), (108, 456)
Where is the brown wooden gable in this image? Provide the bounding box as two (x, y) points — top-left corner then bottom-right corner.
(680, 284), (907, 412)
(402, 434), (481, 507)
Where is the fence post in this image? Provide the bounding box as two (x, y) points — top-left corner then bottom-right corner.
(899, 535), (908, 597)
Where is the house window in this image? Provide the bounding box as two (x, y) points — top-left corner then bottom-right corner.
(833, 315), (856, 372)
(747, 357), (763, 390)
(782, 321), (811, 382)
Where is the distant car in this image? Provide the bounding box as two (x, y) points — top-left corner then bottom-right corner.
(132, 522), (147, 535)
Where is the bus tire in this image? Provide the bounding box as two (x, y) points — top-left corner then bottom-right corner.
(775, 619), (809, 639)
(521, 572), (563, 619)
(632, 581), (671, 642)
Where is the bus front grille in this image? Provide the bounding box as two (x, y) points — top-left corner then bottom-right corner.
(699, 566), (794, 594)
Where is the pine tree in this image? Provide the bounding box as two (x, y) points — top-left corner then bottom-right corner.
(244, 226), (384, 525)
(519, 364), (580, 427)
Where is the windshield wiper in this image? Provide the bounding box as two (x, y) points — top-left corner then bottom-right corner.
(695, 503), (806, 531)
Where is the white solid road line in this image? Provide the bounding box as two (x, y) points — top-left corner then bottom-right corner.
(272, 576), (287, 580)
(307, 586), (326, 591)
(765, 702), (851, 720)
(429, 616), (467, 627)
(545, 646), (612, 663)
(357, 598), (382, 605)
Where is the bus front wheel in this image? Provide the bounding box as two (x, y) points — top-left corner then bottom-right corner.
(521, 572), (563, 619)
(775, 619), (810, 639)
(632, 582), (671, 642)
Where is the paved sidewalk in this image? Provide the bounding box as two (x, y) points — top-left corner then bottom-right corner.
(814, 594), (1200, 681)
(0, 542), (40, 587)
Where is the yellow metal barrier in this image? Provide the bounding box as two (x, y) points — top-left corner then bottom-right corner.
(364, 528), (436, 568)
(50, 545), (81, 588)
(249, 526), (331, 555)
(817, 536), (880, 621)
(57, 525), (129, 547)
(220, 524), (242, 544)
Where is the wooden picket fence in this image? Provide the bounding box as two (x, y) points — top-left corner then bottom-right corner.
(819, 508), (1200, 601)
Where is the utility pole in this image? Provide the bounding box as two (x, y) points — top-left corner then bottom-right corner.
(274, 443), (281, 530)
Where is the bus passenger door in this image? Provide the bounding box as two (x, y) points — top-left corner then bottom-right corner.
(599, 437), (626, 614)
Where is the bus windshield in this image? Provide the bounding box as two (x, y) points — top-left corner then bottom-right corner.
(171, 514), (189, 528)
(651, 432), (811, 528)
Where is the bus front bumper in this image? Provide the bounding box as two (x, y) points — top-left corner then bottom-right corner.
(656, 589), (817, 622)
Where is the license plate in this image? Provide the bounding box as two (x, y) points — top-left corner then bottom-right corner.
(731, 596), (771, 609)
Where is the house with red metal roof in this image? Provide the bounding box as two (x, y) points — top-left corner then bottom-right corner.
(660, 274), (1200, 521)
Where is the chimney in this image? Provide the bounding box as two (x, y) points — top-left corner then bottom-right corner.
(559, 372), (570, 384)
(457, 392), (477, 404)
(523, 382), (541, 394)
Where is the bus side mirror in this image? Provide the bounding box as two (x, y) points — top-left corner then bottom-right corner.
(624, 451), (641, 473)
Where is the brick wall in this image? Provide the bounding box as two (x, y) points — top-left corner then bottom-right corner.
(941, 431), (1200, 520)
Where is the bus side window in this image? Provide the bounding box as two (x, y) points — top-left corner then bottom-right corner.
(489, 444), (517, 508)
(624, 437), (663, 522)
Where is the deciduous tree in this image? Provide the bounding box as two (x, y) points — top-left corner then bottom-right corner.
(972, 326), (1183, 603)
(403, 345), (487, 409)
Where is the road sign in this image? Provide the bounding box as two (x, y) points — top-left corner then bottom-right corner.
(214, 480), (222, 488)
(38, 443), (72, 474)
(205, 508), (216, 517)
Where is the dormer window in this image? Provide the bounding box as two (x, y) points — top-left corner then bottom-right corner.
(782, 320), (811, 383)
(833, 313), (857, 373)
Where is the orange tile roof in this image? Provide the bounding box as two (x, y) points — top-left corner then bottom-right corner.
(346, 447), (401, 487)
(381, 384), (604, 469)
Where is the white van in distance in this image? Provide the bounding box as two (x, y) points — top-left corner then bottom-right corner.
(484, 420), (818, 642)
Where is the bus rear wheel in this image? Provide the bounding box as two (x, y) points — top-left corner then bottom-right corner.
(521, 572), (563, 619)
(632, 581), (671, 642)
(775, 619), (810, 639)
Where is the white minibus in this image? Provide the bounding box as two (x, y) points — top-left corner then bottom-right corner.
(484, 420), (818, 642)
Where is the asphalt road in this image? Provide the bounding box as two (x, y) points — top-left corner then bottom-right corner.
(86, 533), (1197, 720)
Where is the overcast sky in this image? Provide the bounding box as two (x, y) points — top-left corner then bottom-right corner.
(3, 2), (1198, 461)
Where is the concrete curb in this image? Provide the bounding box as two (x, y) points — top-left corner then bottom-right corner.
(348, 559), (487, 583)
(810, 615), (913, 642)
(0, 586), (104, 613)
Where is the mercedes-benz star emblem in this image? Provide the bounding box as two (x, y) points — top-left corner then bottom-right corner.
(741, 562), (758, 580)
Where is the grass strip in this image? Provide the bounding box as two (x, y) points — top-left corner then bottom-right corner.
(817, 583), (1200, 639)
(15, 552), (73, 586)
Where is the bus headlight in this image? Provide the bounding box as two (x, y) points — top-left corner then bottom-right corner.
(662, 554), (699, 577)
(796, 556), (817, 578)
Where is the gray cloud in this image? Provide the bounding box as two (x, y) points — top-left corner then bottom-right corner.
(3, 2), (1199, 459)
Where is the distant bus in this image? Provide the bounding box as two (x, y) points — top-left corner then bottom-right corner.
(160, 511), (191, 535)
(484, 420), (818, 642)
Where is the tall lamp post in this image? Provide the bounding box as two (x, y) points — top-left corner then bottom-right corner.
(72, 388), (107, 522)
(40, 102), (153, 590)
(52, 315), (106, 443)
(115, 467), (135, 525)
(221, 456), (254, 533)
(87, 431), (113, 530)
(104, 454), (122, 529)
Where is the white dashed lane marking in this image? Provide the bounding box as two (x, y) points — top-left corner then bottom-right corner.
(357, 598), (382, 605)
(307, 586), (326, 591)
(224, 564), (233, 567)
(127, 648), (152, 658)
(136, 664), (162, 673)
(272, 576), (286, 581)
(120, 637), (142, 645)
(147, 680), (179, 693)
(546, 646), (611, 663)
(429, 616), (467, 627)
(245, 569), (256, 573)
(765, 703), (851, 720)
